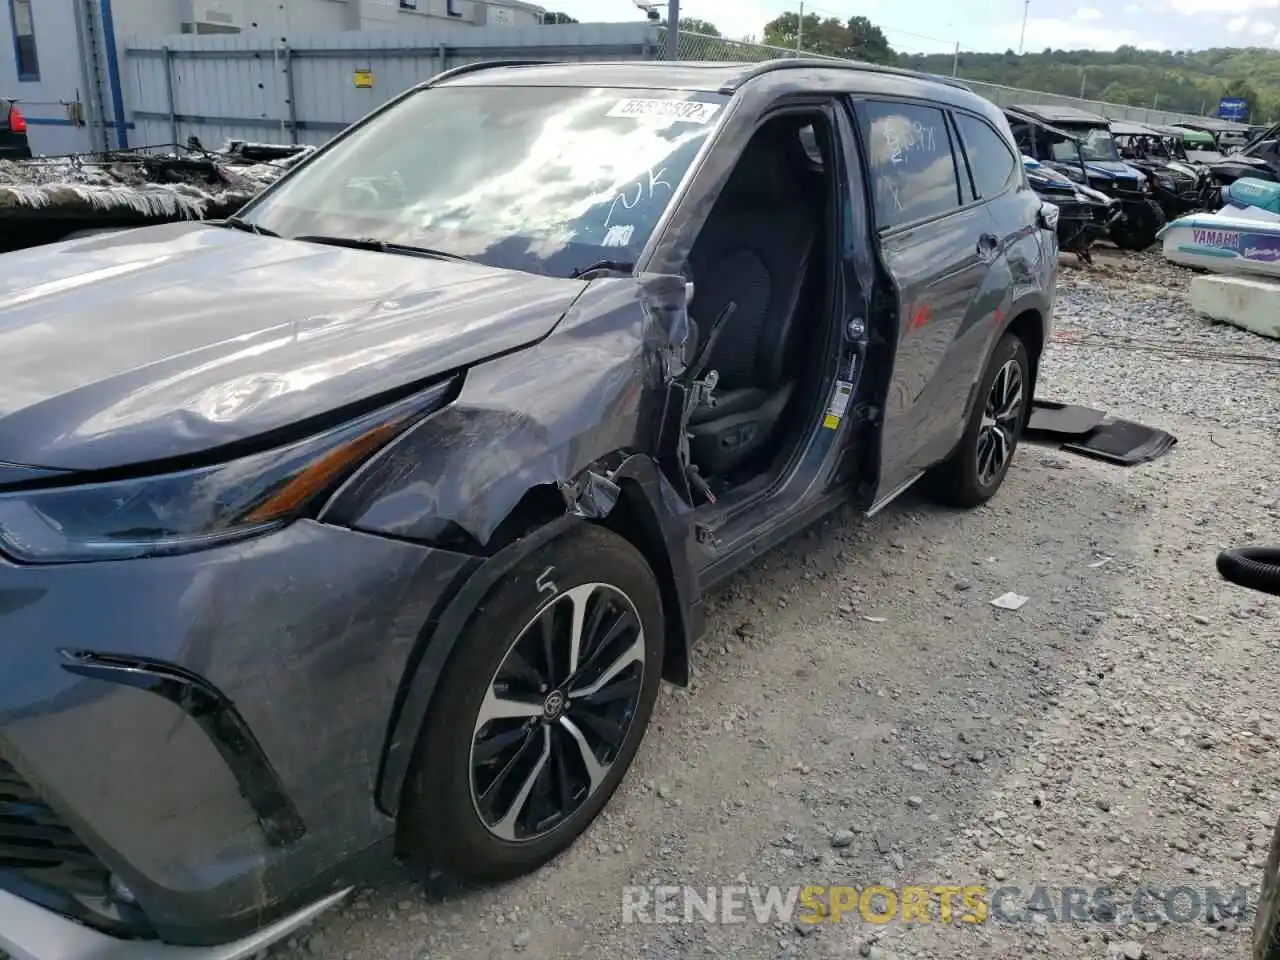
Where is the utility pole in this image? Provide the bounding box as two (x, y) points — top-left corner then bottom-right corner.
(1080, 70), (1086, 98)
(797, 1), (804, 50)
(664, 0), (679, 59)
(952, 41), (959, 77)
(1018, 0), (1030, 55)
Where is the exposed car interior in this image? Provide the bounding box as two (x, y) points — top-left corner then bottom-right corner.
(683, 112), (835, 501)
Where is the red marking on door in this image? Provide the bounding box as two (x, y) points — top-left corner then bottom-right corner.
(909, 304), (931, 330)
(994, 305), (1004, 323)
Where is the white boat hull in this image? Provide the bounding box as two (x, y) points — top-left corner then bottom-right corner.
(1160, 211), (1280, 279)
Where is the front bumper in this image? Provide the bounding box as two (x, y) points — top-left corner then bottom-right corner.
(0, 519), (474, 950)
(0, 887), (348, 960)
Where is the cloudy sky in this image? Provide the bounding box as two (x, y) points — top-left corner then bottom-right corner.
(547, 0), (1280, 54)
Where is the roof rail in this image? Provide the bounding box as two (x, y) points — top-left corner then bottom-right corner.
(426, 59), (552, 86)
(719, 57), (971, 94)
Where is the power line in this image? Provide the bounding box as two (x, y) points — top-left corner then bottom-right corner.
(800, 1), (959, 48)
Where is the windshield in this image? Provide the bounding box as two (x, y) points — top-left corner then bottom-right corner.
(1047, 137), (1082, 163)
(1075, 127), (1120, 161)
(243, 85), (728, 278)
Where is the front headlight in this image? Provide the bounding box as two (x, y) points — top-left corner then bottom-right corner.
(0, 378), (455, 564)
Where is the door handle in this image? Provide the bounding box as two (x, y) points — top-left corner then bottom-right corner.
(977, 233), (1000, 260)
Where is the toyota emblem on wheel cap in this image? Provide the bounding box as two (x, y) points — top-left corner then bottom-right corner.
(542, 690), (566, 719)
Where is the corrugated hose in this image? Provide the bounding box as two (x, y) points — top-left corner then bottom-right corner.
(1217, 546), (1280, 597)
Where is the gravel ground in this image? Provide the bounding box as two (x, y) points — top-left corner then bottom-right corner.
(260, 248), (1275, 960)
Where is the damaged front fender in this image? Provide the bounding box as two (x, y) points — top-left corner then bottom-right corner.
(320, 272), (697, 549)
(317, 274), (706, 815)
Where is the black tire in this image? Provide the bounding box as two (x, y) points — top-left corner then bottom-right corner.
(1109, 199), (1165, 251)
(398, 524), (664, 881)
(926, 333), (1030, 508)
(1256, 815), (1280, 960)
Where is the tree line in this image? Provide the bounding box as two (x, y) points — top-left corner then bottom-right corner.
(540, 9), (1278, 122)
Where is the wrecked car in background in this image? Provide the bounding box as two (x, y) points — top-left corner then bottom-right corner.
(1166, 118), (1280, 202)
(0, 58), (1056, 958)
(1007, 103), (1164, 250)
(1111, 119), (1210, 219)
(1021, 154), (1117, 262)
(1006, 108), (1121, 260)
(0, 139), (310, 252)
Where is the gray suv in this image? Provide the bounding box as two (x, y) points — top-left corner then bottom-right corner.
(0, 57), (1057, 958)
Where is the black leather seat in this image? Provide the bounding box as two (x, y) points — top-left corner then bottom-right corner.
(685, 126), (821, 480)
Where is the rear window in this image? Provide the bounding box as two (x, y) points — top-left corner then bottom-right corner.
(859, 100), (962, 229)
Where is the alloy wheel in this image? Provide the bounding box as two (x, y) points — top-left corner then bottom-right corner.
(469, 583), (646, 843)
(976, 357), (1025, 488)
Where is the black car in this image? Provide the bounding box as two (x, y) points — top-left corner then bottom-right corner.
(0, 58), (1057, 957)
(1110, 119), (1208, 217)
(1008, 110), (1120, 260)
(0, 98), (31, 159)
(1007, 103), (1165, 249)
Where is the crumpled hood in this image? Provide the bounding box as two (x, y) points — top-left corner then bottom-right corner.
(0, 222), (587, 472)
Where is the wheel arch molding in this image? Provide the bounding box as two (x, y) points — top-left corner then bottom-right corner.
(373, 453), (701, 818)
(960, 296), (1048, 433)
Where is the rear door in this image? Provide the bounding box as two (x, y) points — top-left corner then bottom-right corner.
(853, 98), (1001, 499)
(945, 108), (1042, 427)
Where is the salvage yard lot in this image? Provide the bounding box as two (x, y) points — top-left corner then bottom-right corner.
(264, 249), (1278, 960)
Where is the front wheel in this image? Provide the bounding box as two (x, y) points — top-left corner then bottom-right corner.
(1109, 198), (1165, 250)
(397, 524), (664, 881)
(926, 333), (1030, 508)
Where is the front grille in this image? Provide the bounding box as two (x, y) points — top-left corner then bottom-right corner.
(1051, 198), (1088, 221)
(0, 758), (106, 888)
(0, 756), (151, 936)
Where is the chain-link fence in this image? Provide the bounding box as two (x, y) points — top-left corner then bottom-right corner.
(656, 28), (843, 64)
(654, 29), (1205, 125)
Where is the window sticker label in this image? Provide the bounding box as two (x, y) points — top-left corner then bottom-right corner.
(606, 98), (722, 124)
(602, 224), (635, 247)
(823, 380), (854, 430)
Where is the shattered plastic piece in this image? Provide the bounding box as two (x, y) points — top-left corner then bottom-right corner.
(863, 616), (887, 623)
(990, 592), (1029, 611)
(560, 469), (622, 519)
(1088, 556), (1114, 568)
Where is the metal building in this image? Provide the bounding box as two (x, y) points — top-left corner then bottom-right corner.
(0, 0), (546, 155)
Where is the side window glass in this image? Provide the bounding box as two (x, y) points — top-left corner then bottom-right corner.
(955, 112), (1019, 199)
(952, 116), (977, 205)
(859, 100), (960, 230)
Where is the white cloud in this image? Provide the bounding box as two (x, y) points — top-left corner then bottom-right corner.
(990, 16), (1168, 51)
(669, 0), (781, 39)
(1158, 0), (1278, 14)
(1229, 14), (1251, 27)
(1124, 1), (1142, 8)
(1075, 6), (1103, 18)
(1254, 18), (1277, 31)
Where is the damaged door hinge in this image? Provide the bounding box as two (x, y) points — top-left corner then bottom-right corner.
(686, 464), (716, 505)
(690, 368), (719, 409)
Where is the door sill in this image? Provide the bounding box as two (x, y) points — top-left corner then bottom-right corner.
(865, 471), (924, 518)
